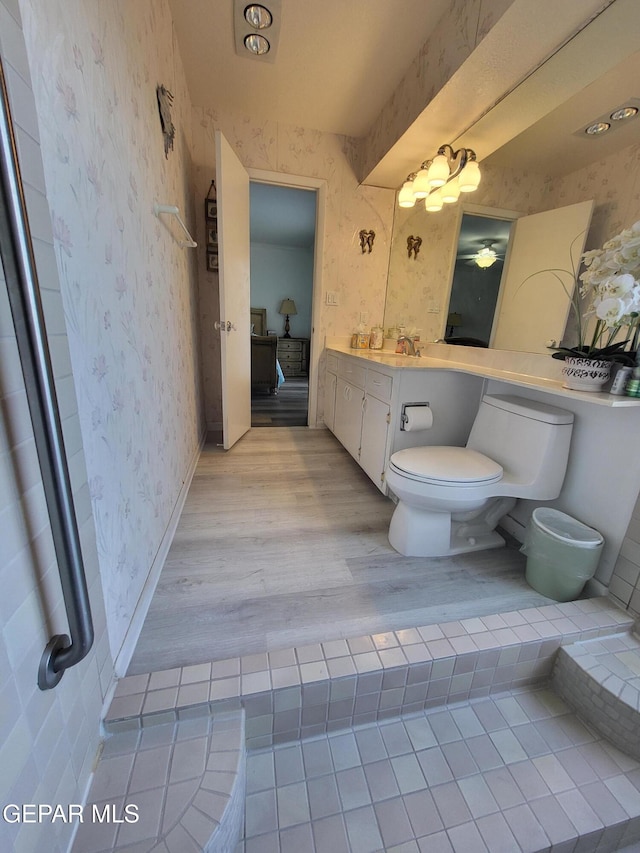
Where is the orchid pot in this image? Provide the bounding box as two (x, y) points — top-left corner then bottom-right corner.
(560, 355), (611, 391)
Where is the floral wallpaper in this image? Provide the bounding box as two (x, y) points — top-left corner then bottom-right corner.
(19, 0), (203, 660)
(359, 0), (515, 182)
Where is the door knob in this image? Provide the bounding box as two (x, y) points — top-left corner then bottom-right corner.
(214, 321), (237, 332)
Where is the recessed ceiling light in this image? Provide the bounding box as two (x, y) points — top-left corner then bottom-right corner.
(585, 121), (610, 136)
(244, 4), (272, 29)
(244, 33), (270, 55)
(610, 106), (638, 122)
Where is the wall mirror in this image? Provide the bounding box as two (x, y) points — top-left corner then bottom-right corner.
(385, 199), (594, 354)
(383, 1), (639, 354)
(445, 212), (513, 348)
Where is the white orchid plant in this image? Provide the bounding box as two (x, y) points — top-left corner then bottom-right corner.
(524, 220), (640, 361)
(575, 219), (640, 360)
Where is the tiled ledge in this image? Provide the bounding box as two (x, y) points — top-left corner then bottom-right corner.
(553, 631), (640, 761)
(73, 711), (245, 853)
(106, 599), (633, 749)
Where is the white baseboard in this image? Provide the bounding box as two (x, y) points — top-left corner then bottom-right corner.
(112, 430), (206, 677)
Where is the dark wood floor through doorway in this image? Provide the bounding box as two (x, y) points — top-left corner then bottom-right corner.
(251, 377), (308, 426)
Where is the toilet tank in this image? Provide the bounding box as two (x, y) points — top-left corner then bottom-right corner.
(467, 394), (574, 497)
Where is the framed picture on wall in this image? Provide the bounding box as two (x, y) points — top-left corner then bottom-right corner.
(207, 224), (218, 247)
(207, 251), (219, 272)
(205, 199), (217, 221)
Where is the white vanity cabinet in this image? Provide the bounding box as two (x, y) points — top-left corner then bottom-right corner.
(325, 349), (484, 494)
(323, 353), (338, 431)
(333, 359), (367, 461)
(359, 382), (392, 488)
(327, 353), (394, 492)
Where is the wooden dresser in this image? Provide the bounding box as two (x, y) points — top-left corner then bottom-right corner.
(277, 337), (309, 378)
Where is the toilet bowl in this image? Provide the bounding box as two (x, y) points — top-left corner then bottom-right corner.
(386, 394), (574, 557)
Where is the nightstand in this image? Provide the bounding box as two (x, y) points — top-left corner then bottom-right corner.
(277, 337), (309, 378)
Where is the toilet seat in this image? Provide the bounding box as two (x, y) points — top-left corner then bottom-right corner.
(389, 446), (503, 486)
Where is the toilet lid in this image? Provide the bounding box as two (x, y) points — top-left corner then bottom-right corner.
(390, 446), (503, 485)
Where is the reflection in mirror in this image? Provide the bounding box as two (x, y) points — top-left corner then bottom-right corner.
(385, 194), (594, 354)
(447, 214), (513, 347)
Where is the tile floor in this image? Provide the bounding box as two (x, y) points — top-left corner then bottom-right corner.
(238, 685), (640, 853)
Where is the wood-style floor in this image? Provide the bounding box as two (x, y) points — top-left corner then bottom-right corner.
(251, 377), (308, 426)
(128, 428), (553, 675)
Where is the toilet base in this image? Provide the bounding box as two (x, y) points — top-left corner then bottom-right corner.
(388, 498), (515, 557)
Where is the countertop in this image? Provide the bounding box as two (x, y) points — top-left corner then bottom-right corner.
(326, 341), (640, 408)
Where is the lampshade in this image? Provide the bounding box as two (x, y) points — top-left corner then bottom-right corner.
(279, 298), (297, 316)
(426, 154), (450, 187)
(458, 159), (481, 192)
(398, 180), (416, 208)
(441, 177), (460, 204)
(411, 168), (431, 199)
(424, 190), (443, 212)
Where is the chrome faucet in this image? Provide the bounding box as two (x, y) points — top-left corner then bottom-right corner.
(397, 335), (421, 357)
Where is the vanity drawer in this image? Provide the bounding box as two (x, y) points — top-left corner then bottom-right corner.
(366, 368), (393, 403)
(326, 352), (339, 373)
(338, 359), (367, 388)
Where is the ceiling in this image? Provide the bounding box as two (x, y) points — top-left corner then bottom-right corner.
(168, 0), (450, 138)
(169, 0), (640, 188)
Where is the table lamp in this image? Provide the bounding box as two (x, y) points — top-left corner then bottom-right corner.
(279, 298), (297, 338)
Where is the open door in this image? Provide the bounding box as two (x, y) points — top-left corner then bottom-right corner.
(215, 130), (251, 449)
(491, 199), (594, 353)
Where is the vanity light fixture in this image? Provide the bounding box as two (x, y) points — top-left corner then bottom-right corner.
(234, 0), (281, 62)
(397, 144), (481, 213)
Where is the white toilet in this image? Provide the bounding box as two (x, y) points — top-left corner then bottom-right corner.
(386, 394), (574, 557)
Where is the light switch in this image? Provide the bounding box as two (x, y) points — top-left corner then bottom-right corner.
(325, 291), (339, 306)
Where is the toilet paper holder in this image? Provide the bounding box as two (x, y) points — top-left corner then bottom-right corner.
(400, 402), (430, 431)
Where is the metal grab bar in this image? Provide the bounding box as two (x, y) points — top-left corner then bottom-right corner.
(0, 57), (94, 689)
(153, 202), (197, 248)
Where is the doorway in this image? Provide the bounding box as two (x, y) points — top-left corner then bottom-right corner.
(249, 181), (317, 427)
(447, 213), (513, 346)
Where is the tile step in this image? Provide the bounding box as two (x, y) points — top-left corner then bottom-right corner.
(240, 685), (640, 853)
(553, 629), (640, 761)
(105, 599), (634, 750)
(72, 710), (245, 853)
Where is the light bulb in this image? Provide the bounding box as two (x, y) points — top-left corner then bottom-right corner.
(426, 154), (450, 187)
(424, 190), (443, 212)
(441, 177), (460, 204)
(459, 159), (481, 192)
(244, 33), (270, 54)
(411, 168), (431, 199)
(244, 4), (272, 28)
(398, 181), (416, 208)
